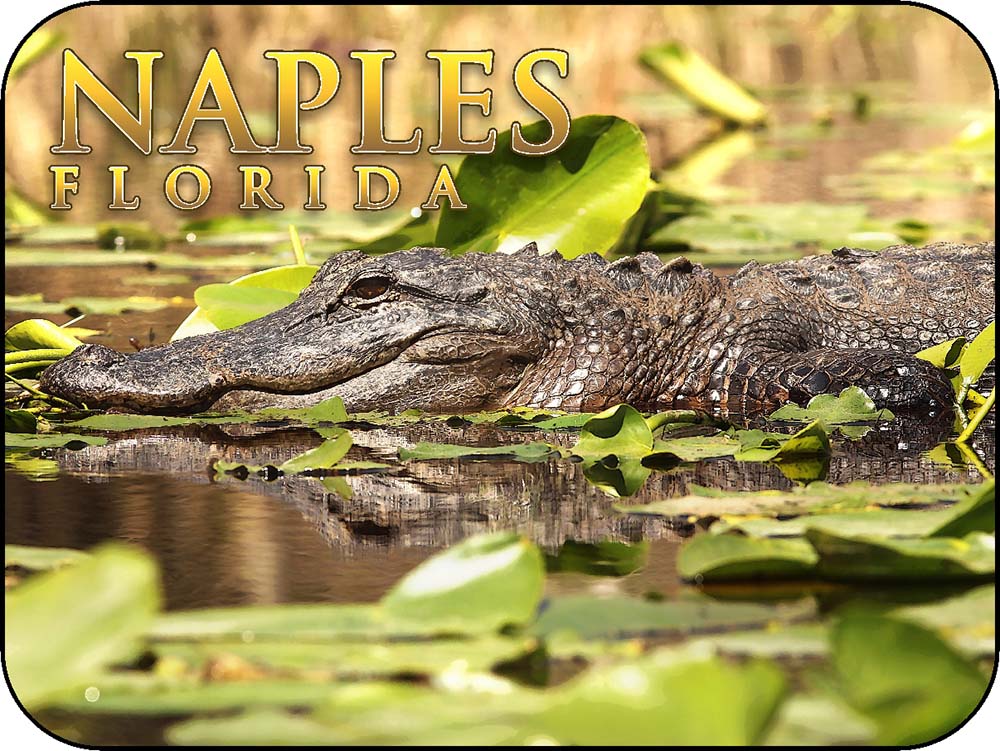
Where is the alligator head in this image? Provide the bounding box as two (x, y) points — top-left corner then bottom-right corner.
(41, 246), (564, 414)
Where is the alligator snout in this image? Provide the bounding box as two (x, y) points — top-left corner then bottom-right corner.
(40, 342), (222, 413)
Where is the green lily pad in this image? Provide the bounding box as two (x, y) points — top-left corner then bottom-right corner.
(435, 115), (651, 258)
(678, 534), (819, 581)
(5, 544), (159, 709)
(831, 615), (990, 745)
(538, 647), (785, 745)
(572, 403), (653, 459)
(545, 540), (649, 577)
(5, 318), (87, 351)
(891, 584), (995, 658)
(769, 386), (894, 424)
(4, 432), (108, 448)
(810, 530), (995, 580)
(5, 545), (90, 572)
(278, 431), (353, 473)
(381, 532), (544, 633)
(928, 480), (994, 538)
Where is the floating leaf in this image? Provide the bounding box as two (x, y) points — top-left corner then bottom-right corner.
(639, 42), (768, 125)
(959, 321), (995, 388)
(5, 408), (37, 433)
(381, 532), (544, 633)
(539, 648), (785, 745)
(532, 594), (814, 642)
(831, 615), (989, 745)
(810, 529), (995, 580)
(916, 336), (966, 369)
(928, 480), (994, 538)
(5, 544), (159, 709)
(435, 115), (651, 258)
(4, 432), (108, 448)
(278, 431), (353, 473)
(5, 545), (90, 572)
(572, 403), (653, 459)
(678, 535), (819, 581)
(769, 386), (894, 424)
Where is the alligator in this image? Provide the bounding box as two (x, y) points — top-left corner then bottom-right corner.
(40, 240), (995, 416)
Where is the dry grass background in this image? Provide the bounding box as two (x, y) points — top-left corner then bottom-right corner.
(4, 4), (994, 224)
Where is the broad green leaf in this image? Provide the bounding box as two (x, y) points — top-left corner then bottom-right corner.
(4, 318), (86, 351)
(5, 294), (173, 316)
(928, 480), (994, 538)
(532, 594), (814, 641)
(435, 115), (651, 258)
(152, 633), (536, 681)
(172, 264), (318, 340)
(639, 42), (768, 125)
(651, 433), (742, 461)
(831, 615), (989, 745)
(4, 408), (37, 433)
(769, 386), (894, 424)
(5, 544), (159, 709)
(539, 648), (785, 745)
(959, 321), (995, 386)
(398, 442), (555, 462)
(169, 709), (347, 745)
(764, 693), (877, 746)
(916, 336), (966, 369)
(152, 603), (382, 641)
(714, 508), (957, 539)
(581, 455), (652, 497)
(545, 540), (649, 577)
(279, 431), (353, 473)
(810, 529), (995, 580)
(618, 481), (977, 522)
(733, 420), (831, 462)
(5, 545), (90, 572)
(678, 534), (818, 581)
(69, 413), (244, 431)
(4, 432), (107, 448)
(381, 532), (544, 633)
(891, 585), (995, 658)
(572, 403), (653, 459)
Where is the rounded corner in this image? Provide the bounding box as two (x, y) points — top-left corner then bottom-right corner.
(1, 654), (101, 751)
(903, 657), (999, 750)
(900, 2), (1000, 98)
(2, 1), (96, 97)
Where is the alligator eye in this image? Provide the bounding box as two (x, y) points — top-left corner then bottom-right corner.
(345, 275), (391, 301)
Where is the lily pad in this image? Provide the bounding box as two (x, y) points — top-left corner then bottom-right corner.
(572, 403), (653, 459)
(278, 431), (353, 473)
(769, 386), (894, 424)
(5, 544), (159, 709)
(4, 432), (108, 448)
(831, 615), (990, 745)
(381, 532), (544, 633)
(5, 318), (87, 351)
(678, 534), (819, 581)
(5, 545), (90, 572)
(810, 530), (995, 580)
(435, 115), (651, 258)
(545, 540), (649, 577)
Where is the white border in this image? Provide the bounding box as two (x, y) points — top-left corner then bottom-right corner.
(2, 2), (997, 749)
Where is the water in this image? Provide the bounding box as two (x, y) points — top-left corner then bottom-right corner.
(5, 98), (995, 611)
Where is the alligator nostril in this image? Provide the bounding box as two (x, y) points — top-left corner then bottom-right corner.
(74, 344), (126, 367)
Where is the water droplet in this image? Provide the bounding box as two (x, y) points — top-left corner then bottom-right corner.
(84, 686), (100, 702)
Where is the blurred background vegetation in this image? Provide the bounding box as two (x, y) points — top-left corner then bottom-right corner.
(4, 4), (995, 229)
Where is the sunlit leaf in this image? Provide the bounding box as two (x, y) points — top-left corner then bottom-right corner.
(381, 532), (544, 633)
(435, 115), (651, 258)
(5, 544), (159, 709)
(769, 386), (894, 424)
(831, 615), (989, 745)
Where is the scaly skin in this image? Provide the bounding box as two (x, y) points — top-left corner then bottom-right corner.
(40, 241), (995, 416)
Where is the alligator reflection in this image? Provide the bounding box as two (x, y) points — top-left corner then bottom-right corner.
(5, 415), (992, 609)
